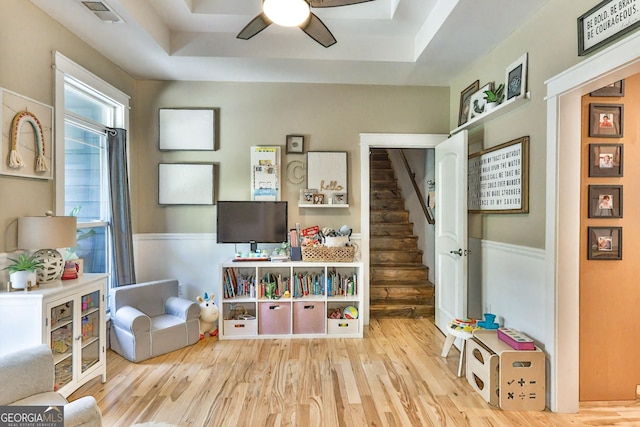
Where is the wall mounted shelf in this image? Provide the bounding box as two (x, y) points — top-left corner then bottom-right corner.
(451, 92), (531, 135)
(298, 203), (349, 208)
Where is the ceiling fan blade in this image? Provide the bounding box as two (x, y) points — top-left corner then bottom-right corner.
(237, 13), (272, 40)
(309, 0), (374, 7)
(300, 12), (336, 47)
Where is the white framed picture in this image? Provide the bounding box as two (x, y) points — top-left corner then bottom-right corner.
(468, 82), (494, 119)
(0, 88), (54, 180)
(159, 108), (217, 151)
(306, 151), (348, 204)
(158, 163), (215, 205)
(505, 53), (528, 101)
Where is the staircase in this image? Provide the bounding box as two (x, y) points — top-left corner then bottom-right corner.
(369, 148), (435, 319)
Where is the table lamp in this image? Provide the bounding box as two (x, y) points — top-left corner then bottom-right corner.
(18, 213), (77, 283)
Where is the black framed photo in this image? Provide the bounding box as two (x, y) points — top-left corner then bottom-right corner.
(286, 135), (305, 154)
(589, 143), (623, 177)
(589, 103), (623, 138)
(588, 226), (622, 260)
(588, 185), (622, 218)
(458, 80), (479, 126)
(505, 53), (528, 101)
(590, 80), (625, 97)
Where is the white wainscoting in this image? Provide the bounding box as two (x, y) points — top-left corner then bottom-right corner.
(134, 233), (362, 309)
(481, 239), (546, 345)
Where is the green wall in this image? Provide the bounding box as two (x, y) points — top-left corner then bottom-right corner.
(0, 0), (135, 252)
(451, 0), (604, 248)
(131, 81), (449, 234)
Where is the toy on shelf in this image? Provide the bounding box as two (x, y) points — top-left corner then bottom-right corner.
(450, 318), (479, 333)
(196, 292), (219, 339)
(477, 313), (499, 329)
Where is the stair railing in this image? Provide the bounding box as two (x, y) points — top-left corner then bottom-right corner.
(398, 149), (435, 225)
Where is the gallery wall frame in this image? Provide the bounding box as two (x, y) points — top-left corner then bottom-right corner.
(0, 87), (54, 180)
(458, 80), (479, 126)
(158, 163), (215, 205)
(286, 135), (305, 154)
(505, 53), (528, 101)
(468, 136), (529, 214)
(159, 108), (218, 151)
(468, 82), (493, 120)
(588, 185), (622, 218)
(588, 143), (623, 177)
(587, 226), (622, 260)
(578, 0), (640, 56)
(589, 103), (623, 138)
(306, 151), (348, 205)
(590, 79), (625, 97)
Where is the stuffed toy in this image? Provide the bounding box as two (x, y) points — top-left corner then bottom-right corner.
(197, 292), (219, 339)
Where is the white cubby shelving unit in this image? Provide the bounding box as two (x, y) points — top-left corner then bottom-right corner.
(219, 260), (363, 339)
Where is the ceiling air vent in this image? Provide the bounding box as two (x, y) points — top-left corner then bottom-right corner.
(81, 1), (124, 23)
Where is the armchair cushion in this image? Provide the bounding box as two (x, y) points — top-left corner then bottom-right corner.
(110, 279), (200, 363)
(0, 344), (102, 427)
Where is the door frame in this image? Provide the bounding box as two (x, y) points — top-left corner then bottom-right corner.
(359, 133), (448, 326)
(546, 31), (640, 413)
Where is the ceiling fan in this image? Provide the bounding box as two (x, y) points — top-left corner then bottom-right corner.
(237, 0), (374, 48)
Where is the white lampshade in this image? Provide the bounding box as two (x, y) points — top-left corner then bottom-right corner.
(263, 0), (310, 27)
(18, 215), (77, 283)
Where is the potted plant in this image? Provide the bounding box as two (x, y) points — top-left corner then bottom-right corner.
(484, 83), (505, 112)
(4, 253), (43, 289)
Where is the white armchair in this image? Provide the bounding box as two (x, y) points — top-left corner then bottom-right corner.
(109, 279), (200, 363)
(0, 344), (102, 427)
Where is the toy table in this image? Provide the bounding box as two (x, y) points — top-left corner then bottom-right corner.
(440, 319), (480, 377)
(467, 329), (545, 410)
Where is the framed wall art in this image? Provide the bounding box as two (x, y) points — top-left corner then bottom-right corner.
(505, 53), (528, 101)
(159, 108), (218, 151)
(587, 226), (622, 260)
(589, 103), (623, 138)
(468, 82), (493, 120)
(588, 185), (622, 218)
(158, 163), (215, 205)
(306, 151), (348, 205)
(468, 136), (529, 214)
(578, 0), (640, 56)
(0, 88), (54, 180)
(590, 79), (625, 97)
(588, 143), (623, 177)
(286, 135), (305, 154)
(458, 80), (479, 126)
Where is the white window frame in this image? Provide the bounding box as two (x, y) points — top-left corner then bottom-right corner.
(53, 52), (131, 299)
(53, 51), (130, 213)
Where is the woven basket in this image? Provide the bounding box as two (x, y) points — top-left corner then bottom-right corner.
(301, 245), (355, 262)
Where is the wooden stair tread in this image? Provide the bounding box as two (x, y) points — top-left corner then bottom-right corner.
(369, 148), (434, 319)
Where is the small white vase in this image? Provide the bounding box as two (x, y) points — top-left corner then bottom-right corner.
(485, 102), (498, 112)
(9, 270), (37, 289)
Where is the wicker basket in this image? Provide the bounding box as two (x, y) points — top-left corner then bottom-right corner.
(301, 245), (355, 262)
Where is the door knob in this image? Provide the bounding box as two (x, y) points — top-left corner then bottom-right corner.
(449, 248), (463, 256)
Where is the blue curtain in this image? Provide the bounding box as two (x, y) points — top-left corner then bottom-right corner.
(107, 128), (136, 286)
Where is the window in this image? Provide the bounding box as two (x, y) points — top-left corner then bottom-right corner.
(54, 53), (130, 302)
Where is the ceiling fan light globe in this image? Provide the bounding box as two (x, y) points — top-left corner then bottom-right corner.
(263, 0), (310, 27)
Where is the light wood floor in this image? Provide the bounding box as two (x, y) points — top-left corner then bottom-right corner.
(72, 318), (640, 426)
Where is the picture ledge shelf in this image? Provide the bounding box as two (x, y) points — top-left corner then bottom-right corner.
(298, 203), (350, 208)
(451, 91), (531, 134)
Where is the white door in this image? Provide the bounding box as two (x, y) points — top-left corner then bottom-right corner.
(434, 130), (468, 334)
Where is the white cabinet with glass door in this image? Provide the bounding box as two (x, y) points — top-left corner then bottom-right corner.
(0, 273), (107, 397)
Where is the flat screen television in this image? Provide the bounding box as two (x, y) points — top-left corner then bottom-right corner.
(216, 201), (288, 253)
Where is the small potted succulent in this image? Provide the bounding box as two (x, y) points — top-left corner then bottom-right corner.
(484, 83), (505, 112)
(4, 253), (43, 289)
